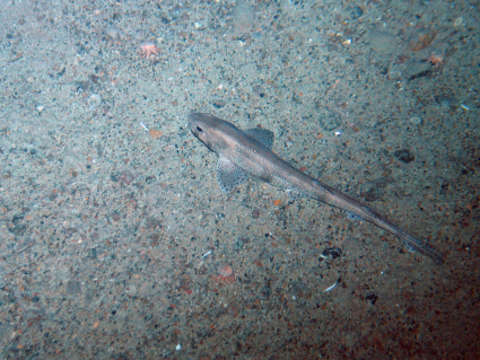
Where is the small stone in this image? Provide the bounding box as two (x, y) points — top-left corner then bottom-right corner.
(366, 292), (378, 305)
(321, 247), (342, 259)
(409, 116), (422, 125)
(394, 149), (415, 163)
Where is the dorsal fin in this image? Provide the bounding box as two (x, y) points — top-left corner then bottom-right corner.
(245, 128), (274, 149)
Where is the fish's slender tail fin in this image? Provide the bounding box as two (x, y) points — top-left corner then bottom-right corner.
(398, 231), (444, 265)
(314, 182), (445, 265)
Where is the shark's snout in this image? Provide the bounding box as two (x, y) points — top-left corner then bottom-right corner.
(188, 112), (206, 136)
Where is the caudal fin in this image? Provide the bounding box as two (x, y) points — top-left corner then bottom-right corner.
(399, 231), (444, 265)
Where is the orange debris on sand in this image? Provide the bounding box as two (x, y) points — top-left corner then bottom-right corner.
(149, 129), (163, 138)
(139, 42), (159, 58)
(215, 264), (235, 284)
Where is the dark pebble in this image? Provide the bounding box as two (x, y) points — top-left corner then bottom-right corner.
(12, 214), (24, 224)
(322, 247), (342, 259)
(9, 223), (26, 236)
(366, 292), (378, 305)
(394, 149), (415, 163)
(212, 100), (226, 108)
(348, 5), (364, 19)
(145, 175), (156, 184)
(364, 187), (383, 202)
(234, 237), (248, 250)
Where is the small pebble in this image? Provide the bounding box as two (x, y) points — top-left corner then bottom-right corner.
(394, 149), (415, 163)
(409, 116), (422, 125)
(321, 247), (342, 260)
(366, 293), (378, 305)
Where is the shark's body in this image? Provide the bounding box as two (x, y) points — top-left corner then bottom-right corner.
(189, 112), (443, 264)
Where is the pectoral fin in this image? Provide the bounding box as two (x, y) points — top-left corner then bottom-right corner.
(217, 156), (249, 193)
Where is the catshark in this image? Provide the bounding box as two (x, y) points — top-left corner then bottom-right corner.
(189, 112), (443, 264)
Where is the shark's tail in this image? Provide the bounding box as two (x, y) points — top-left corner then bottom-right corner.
(314, 183), (445, 264)
(398, 230), (444, 265)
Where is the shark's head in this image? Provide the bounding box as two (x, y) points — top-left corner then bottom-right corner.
(189, 112), (231, 153)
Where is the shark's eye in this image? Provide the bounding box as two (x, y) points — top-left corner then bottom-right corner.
(196, 126), (203, 132)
